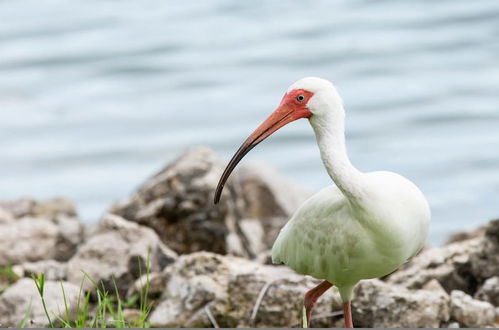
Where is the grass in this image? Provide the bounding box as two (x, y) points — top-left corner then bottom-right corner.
(18, 299), (33, 328)
(27, 255), (153, 328)
(32, 273), (54, 327)
(0, 265), (20, 294)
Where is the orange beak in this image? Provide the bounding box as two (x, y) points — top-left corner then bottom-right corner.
(214, 100), (312, 204)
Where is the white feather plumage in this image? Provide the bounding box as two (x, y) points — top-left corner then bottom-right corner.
(271, 77), (430, 302)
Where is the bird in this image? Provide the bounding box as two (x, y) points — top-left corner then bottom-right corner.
(214, 77), (430, 328)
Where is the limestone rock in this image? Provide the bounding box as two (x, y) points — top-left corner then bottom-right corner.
(52, 214), (83, 261)
(110, 148), (237, 256)
(127, 271), (168, 302)
(387, 237), (481, 294)
(123, 308), (142, 325)
(149, 252), (340, 328)
(469, 219), (499, 281)
(32, 198), (77, 218)
(447, 321), (461, 328)
(109, 147), (309, 258)
(0, 278), (80, 328)
(474, 276), (499, 307)
(450, 290), (495, 327)
(0, 198), (37, 218)
(16, 260), (67, 281)
(0, 207), (13, 224)
(353, 279), (450, 328)
(446, 226), (485, 244)
(236, 162), (311, 248)
(0, 197), (76, 219)
(67, 214), (177, 295)
(0, 215), (82, 266)
(386, 219), (499, 311)
(0, 198), (83, 266)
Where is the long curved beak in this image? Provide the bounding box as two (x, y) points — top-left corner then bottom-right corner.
(214, 103), (311, 204)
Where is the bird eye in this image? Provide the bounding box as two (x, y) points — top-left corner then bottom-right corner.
(296, 94), (305, 102)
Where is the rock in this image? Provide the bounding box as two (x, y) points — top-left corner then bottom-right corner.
(474, 276), (499, 306)
(0, 278), (80, 328)
(352, 279), (450, 328)
(447, 321), (460, 328)
(52, 214), (83, 260)
(110, 148), (236, 256)
(0, 198), (36, 218)
(123, 308), (141, 325)
(255, 250), (273, 265)
(0, 198), (76, 219)
(0, 198), (83, 266)
(0, 207), (13, 224)
(0, 215), (83, 266)
(469, 219), (499, 281)
(236, 162), (311, 248)
(450, 290), (495, 327)
(82, 223), (99, 242)
(238, 218), (266, 256)
(16, 260), (67, 281)
(32, 198), (77, 218)
(127, 271), (168, 302)
(110, 147), (309, 258)
(387, 219), (499, 304)
(422, 278), (449, 296)
(148, 252), (341, 328)
(446, 227), (485, 244)
(387, 237), (481, 294)
(67, 214), (177, 295)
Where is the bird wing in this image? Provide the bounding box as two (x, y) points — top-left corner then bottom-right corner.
(271, 185), (357, 281)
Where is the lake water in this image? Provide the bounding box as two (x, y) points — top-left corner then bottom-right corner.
(1, 0), (498, 245)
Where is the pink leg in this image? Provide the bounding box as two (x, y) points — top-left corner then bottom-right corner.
(343, 301), (353, 328)
(303, 280), (333, 328)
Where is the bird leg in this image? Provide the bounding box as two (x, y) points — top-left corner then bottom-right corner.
(303, 280), (333, 328)
(343, 301), (353, 328)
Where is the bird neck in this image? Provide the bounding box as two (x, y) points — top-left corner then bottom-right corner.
(310, 111), (365, 201)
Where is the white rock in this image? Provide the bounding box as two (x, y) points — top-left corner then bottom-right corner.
(450, 290), (495, 327)
(109, 147), (310, 258)
(353, 279), (450, 328)
(0, 218), (59, 266)
(149, 252), (340, 328)
(67, 214), (177, 294)
(0, 207), (13, 224)
(0, 278), (80, 328)
(0, 198), (83, 266)
(18, 260), (67, 281)
(387, 237), (481, 293)
(475, 276), (499, 306)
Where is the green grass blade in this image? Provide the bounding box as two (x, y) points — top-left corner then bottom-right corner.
(18, 297), (33, 328)
(32, 273), (54, 328)
(111, 278), (125, 328)
(60, 281), (71, 326)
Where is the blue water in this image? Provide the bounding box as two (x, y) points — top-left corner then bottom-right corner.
(1, 0), (498, 245)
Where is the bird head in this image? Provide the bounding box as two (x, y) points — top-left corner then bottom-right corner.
(214, 77), (342, 204)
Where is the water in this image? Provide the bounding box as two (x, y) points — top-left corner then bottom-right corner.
(1, 0), (498, 245)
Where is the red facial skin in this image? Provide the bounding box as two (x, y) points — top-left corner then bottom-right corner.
(278, 89), (314, 121)
(214, 89), (314, 203)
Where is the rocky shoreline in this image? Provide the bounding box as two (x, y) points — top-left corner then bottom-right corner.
(0, 147), (498, 328)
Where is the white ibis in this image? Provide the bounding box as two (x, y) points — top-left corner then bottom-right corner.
(214, 77), (430, 328)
